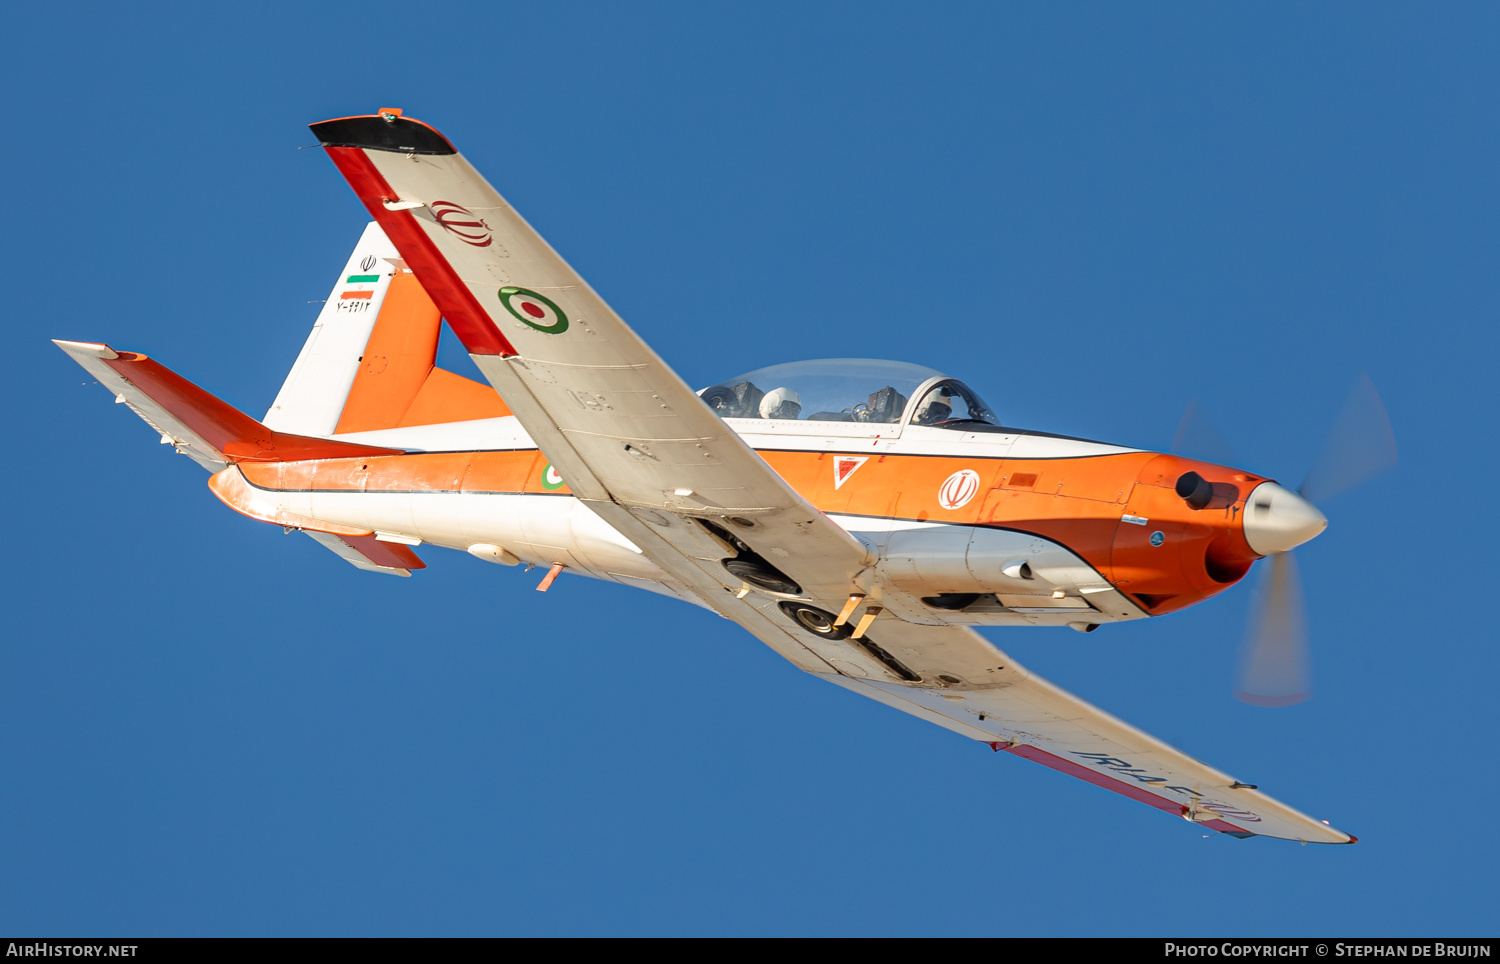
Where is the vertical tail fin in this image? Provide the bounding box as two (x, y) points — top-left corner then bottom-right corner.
(332, 272), (511, 433)
(263, 222), (399, 434)
(264, 222), (509, 437)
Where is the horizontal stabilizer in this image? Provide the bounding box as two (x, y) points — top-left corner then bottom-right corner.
(304, 530), (425, 576)
(55, 340), (405, 470)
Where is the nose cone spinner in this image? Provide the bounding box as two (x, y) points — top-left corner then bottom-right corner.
(1243, 482), (1328, 556)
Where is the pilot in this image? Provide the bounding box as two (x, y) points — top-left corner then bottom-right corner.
(759, 387), (802, 420)
(914, 388), (956, 425)
(702, 380), (763, 419)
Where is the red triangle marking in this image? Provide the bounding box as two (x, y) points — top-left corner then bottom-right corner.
(834, 456), (868, 489)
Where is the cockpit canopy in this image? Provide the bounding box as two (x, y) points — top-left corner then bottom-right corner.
(699, 358), (999, 429)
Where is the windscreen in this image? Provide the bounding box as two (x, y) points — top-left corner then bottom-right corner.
(700, 359), (943, 424)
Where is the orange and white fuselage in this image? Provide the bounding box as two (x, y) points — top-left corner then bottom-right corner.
(209, 409), (1278, 630)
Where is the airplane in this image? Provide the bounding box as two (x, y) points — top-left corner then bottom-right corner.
(55, 108), (1396, 845)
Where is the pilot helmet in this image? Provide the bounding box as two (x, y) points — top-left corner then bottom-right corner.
(915, 388), (956, 424)
(759, 387), (802, 420)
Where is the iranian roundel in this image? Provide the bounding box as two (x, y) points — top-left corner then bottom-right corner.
(937, 469), (981, 510)
(429, 200), (492, 247)
(498, 287), (569, 334)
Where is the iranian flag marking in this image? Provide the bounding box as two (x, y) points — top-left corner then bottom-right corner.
(833, 456), (867, 489)
(499, 287), (569, 334)
(340, 272), (382, 300)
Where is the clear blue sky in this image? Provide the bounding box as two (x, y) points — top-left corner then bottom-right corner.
(3, 2), (1494, 936)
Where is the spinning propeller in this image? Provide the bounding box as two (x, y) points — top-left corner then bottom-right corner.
(1172, 375), (1398, 706)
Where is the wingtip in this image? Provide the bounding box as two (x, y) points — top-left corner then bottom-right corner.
(53, 339), (118, 360)
(309, 110), (457, 156)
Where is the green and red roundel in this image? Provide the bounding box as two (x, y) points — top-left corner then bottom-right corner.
(540, 462), (566, 490)
(499, 286), (568, 334)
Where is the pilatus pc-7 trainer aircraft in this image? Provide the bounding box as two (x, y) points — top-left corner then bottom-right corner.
(57, 109), (1396, 844)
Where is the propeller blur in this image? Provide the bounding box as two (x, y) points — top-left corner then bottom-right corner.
(1172, 377), (1396, 707)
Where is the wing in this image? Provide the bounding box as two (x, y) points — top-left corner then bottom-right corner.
(311, 110), (872, 615)
(713, 588), (1349, 843)
(311, 111), (1353, 842)
(816, 619), (1352, 843)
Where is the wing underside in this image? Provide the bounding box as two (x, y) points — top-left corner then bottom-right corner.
(818, 621), (1351, 842)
